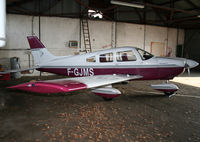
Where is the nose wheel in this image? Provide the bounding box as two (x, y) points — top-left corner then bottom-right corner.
(103, 97), (113, 101)
(164, 91), (176, 97)
(164, 91), (174, 95)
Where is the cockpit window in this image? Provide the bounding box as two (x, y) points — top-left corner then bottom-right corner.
(137, 48), (154, 60)
(116, 50), (136, 62)
(99, 53), (113, 62)
(86, 56), (96, 62)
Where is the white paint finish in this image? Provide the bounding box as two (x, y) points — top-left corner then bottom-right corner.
(33, 44), (194, 70)
(151, 83), (179, 90)
(6, 15), (32, 49)
(145, 25), (168, 53)
(31, 16), (40, 37)
(87, 20), (112, 51)
(116, 22), (144, 49)
(177, 29), (184, 45)
(167, 28), (177, 57)
(0, 50), (32, 69)
(41, 16), (80, 56)
(0, 0), (6, 47)
(92, 87), (121, 95)
(1, 15), (40, 75)
(151, 42), (165, 56)
(68, 74), (142, 88)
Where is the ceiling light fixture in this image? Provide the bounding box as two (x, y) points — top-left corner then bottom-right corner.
(110, 0), (144, 9)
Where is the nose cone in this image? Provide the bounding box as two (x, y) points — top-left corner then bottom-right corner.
(186, 59), (199, 68)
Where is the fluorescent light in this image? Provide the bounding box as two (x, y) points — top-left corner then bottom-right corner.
(88, 9), (103, 19)
(88, 9), (95, 13)
(197, 15), (200, 18)
(111, 0), (144, 9)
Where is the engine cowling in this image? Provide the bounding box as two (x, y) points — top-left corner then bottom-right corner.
(92, 87), (121, 100)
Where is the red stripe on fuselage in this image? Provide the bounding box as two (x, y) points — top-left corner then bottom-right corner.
(38, 67), (185, 80)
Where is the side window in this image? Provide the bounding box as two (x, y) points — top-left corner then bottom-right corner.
(86, 56), (96, 62)
(137, 48), (154, 60)
(99, 53), (113, 62)
(116, 50), (136, 62)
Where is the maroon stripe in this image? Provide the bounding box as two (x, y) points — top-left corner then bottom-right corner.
(156, 89), (178, 92)
(27, 36), (45, 49)
(38, 67), (185, 80)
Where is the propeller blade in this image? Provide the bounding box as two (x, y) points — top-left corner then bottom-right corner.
(187, 68), (190, 76)
(184, 62), (190, 76)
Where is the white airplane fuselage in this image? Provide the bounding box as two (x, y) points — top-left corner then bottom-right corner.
(35, 47), (198, 80)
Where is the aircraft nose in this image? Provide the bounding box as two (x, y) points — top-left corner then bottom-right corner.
(186, 59), (199, 69)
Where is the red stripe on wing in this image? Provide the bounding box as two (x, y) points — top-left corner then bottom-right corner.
(8, 80), (87, 93)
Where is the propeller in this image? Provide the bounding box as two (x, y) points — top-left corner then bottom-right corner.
(184, 60), (191, 76)
(187, 67), (190, 76)
(184, 59), (199, 76)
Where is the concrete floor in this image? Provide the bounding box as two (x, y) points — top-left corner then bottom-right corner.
(0, 73), (200, 142)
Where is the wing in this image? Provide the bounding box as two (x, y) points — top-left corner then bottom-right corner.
(8, 74), (142, 93)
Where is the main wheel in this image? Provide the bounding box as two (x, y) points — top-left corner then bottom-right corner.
(164, 91), (175, 96)
(103, 97), (113, 101)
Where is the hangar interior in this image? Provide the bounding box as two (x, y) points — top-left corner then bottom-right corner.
(0, 0), (200, 142)
(0, 0), (200, 76)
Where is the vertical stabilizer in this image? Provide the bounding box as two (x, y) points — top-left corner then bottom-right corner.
(27, 36), (46, 49)
(27, 36), (55, 66)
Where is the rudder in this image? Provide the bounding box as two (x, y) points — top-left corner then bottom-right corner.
(27, 36), (55, 66)
(27, 36), (46, 49)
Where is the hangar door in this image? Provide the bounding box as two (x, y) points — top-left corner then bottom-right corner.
(150, 42), (165, 56)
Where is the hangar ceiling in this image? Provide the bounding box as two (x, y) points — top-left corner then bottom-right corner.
(6, 0), (200, 29)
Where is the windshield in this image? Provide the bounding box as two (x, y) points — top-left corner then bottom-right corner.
(136, 48), (154, 60)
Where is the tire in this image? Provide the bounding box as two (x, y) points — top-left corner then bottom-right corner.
(103, 97), (113, 101)
(164, 91), (174, 96)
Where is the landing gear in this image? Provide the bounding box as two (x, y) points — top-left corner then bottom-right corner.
(151, 83), (179, 97)
(164, 91), (175, 96)
(103, 97), (113, 101)
(92, 86), (121, 101)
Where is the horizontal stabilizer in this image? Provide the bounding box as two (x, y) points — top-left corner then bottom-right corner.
(0, 67), (38, 74)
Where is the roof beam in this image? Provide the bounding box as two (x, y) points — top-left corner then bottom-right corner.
(159, 0), (182, 6)
(7, 0), (34, 7)
(134, 8), (142, 23)
(73, 0), (113, 20)
(172, 15), (200, 23)
(184, 0), (199, 9)
(152, 8), (167, 25)
(40, 0), (62, 14)
(184, 0), (200, 13)
(145, 3), (195, 14)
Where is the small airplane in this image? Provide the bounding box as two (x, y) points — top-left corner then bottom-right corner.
(4, 36), (199, 100)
